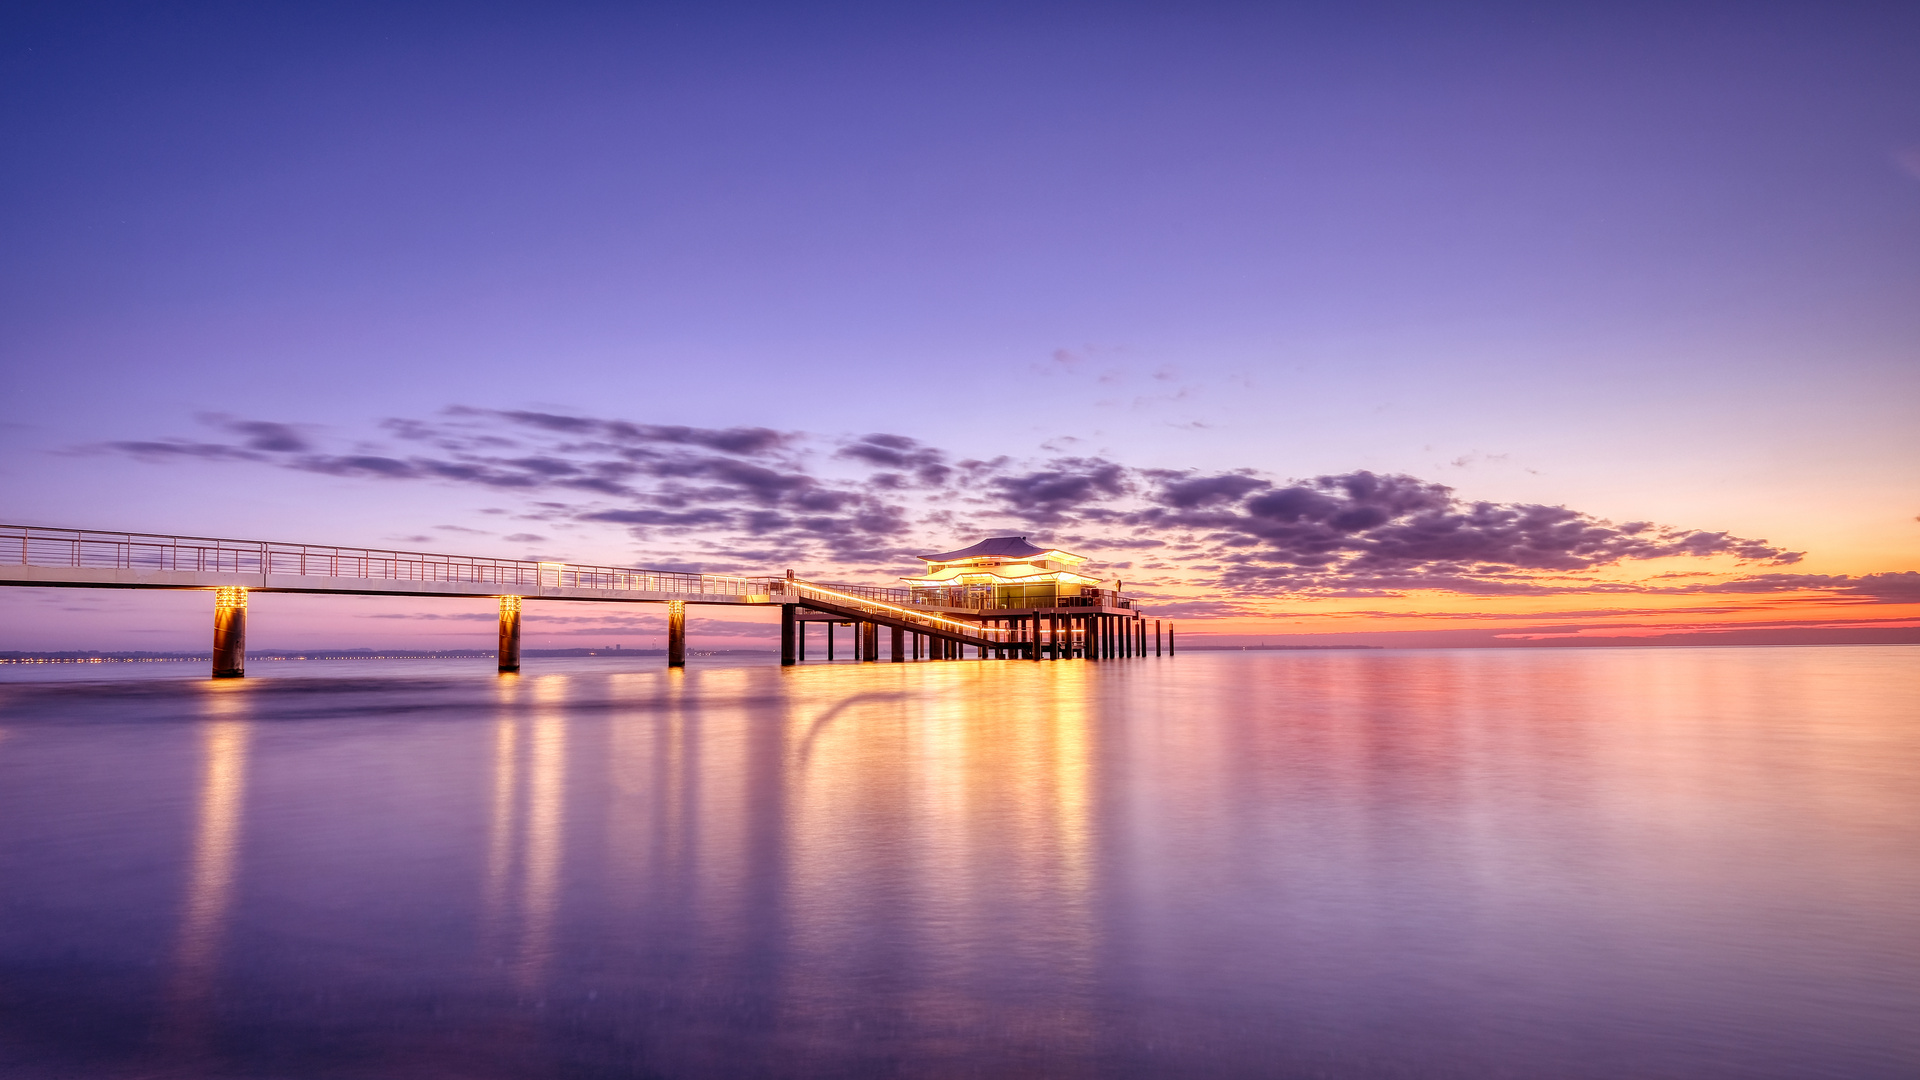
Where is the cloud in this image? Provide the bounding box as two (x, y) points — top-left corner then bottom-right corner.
(837, 433), (951, 486)
(97, 410), (1829, 601)
(1144, 470), (1269, 510)
(1135, 599), (1266, 618)
(1683, 570), (1920, 604)
(1123, 469), (1801, 594)
(990, 458), (1129, 522)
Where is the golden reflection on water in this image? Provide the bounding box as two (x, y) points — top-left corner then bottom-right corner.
(481, 674), (573, 989)
(516, 676), (569, 987)
(778, 661), (1101, 1052)
(481, 680), (520, 941)
(162, 682), (252, 1050)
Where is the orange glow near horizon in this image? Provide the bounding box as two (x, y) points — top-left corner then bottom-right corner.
(1129, 547), (1920, 644)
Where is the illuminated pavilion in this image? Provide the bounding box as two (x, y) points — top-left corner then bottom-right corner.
(901, 536), (1106, 609)
(787, 533), (1160, 661)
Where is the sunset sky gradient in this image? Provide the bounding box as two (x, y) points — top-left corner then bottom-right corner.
(3, 1), (1917, 650)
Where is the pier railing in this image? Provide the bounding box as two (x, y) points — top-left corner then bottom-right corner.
(0, 524), (768, 597)
(771, 578), (1012, 641)
(1, 525), (1139, 613)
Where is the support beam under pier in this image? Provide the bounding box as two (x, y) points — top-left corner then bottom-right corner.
(667, 600), (686, 668)
(212, 586), (246, 679)
(780, 604), (797, 667)
(498, 595), (521, 673)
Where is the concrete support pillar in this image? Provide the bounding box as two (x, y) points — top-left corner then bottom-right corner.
(827, 622), (835, 660)
(1169, 622), (1176, 656)
(1156, 619), (1162, 656)
(212, 586), (247, 679)
(780, 604), (797, 666)
(862, 621), (879, 662)
(891, 625), (905, 662)
(798, 620), (807, 661)
(497, 595), (521, 674)
(667, 600), (687, 668)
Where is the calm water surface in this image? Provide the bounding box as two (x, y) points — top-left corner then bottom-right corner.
(0, 647), (1915, 1078)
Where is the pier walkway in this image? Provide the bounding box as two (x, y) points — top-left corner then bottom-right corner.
(1, 524), (1166, 677)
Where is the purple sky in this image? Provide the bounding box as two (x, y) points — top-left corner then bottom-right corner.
(3, 2), (1917, 650)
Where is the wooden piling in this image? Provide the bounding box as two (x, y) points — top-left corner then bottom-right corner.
(667, 599), (686, 668)
(497, 594), (520, 674)
(213, 586), (247, 679)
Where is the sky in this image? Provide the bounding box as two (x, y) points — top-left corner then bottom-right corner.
(2, 0), (1917, 651)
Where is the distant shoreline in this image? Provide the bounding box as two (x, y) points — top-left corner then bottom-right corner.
(0, 648), (777, 664)
(1174, 644), (1383, 651)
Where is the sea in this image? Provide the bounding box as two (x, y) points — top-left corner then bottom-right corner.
(1, 646), (1915, 1078)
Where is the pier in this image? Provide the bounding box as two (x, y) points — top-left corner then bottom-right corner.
(1, 525), (1167, 677)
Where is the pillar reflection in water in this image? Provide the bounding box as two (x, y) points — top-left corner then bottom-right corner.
(481, 681), (521, 946)
(479, 674), (571, 992)
(162, 683), (252, 1050)
(516, 678), (569, 987)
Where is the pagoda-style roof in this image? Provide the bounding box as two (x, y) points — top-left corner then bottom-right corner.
(916, 536), (1077, 563)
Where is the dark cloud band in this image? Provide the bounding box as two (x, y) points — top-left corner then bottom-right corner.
(99, 408), (1810, 596)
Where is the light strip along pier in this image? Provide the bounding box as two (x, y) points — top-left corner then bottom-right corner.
(1, 524), (1169, 678)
